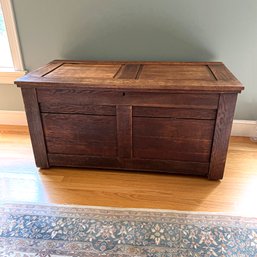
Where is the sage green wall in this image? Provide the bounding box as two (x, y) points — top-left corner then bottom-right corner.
(1, 0), (257, 119)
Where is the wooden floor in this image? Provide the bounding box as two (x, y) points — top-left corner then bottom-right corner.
(0, 125), (257, 216)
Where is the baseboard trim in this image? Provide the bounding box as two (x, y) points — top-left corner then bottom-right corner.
(0, 110), (256, 137)
(231, 120), (257, 138)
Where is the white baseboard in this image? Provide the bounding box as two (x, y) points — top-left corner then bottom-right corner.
(0, 110), (27, 126)
(231, 120), (257, 138)
(0, 110), (256, 138)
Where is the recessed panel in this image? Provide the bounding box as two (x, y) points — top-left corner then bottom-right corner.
(42, 113), (117, 157)
(133, 115), (214, 162)
(139, 64), (216, 80)
(44, 63), (121, 79)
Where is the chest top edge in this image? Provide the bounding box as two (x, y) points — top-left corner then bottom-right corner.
(15, 60), (244, 93)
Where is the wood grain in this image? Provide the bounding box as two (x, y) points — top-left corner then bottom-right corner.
(37, 89), (219, 109)
(208, 94), (238, 179)
(140, 64), (216, 80)
(40, 103), (116, 116)
(42, 113), (117, 157)
(21, 88), (49, 168)
(123, 158), (209, 175)
(28, 62), (64, 77)
(114, 64), (141, 79)
(47, 154), (208, 175)
(133, 117), (215, 140)
(15, 60), (244, 92)
(44, 63), (120, 79)
(116, 106), (132, 159)
(133, 107), (217, 120)
(208, 64), (238, 81)
(48, 154), (120, 168)
(133, 137), (212, 162)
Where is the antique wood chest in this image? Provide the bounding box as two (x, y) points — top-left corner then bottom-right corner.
(15, 60), (244, 180)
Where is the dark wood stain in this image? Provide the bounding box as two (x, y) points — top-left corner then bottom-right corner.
(208, 94), (238, 179)
(42, 113), (117, 157)
(133, 117), (215, 140)
(133, 137), (212, 162)
(21, 88), (49, 168)
(114, 64), (141, 79)
(133, 107), (217, 120)
(40, 103), (116, 116)
(116, 106), (133, 158)
(37, 89), (220, 109)
(15, 60), (244, 180)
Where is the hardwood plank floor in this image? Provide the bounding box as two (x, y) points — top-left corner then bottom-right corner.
(0, 125), (257, 216)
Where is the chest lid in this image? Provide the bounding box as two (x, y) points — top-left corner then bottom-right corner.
(15, 60), (244, 92)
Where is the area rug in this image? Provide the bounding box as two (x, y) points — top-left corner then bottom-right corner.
(0, 204), (257, 257)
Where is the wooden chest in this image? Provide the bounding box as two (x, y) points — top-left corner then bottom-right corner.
(15, 60), (244, 180)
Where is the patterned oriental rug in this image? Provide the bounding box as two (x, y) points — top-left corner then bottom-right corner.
(0, 204), (257, 257)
